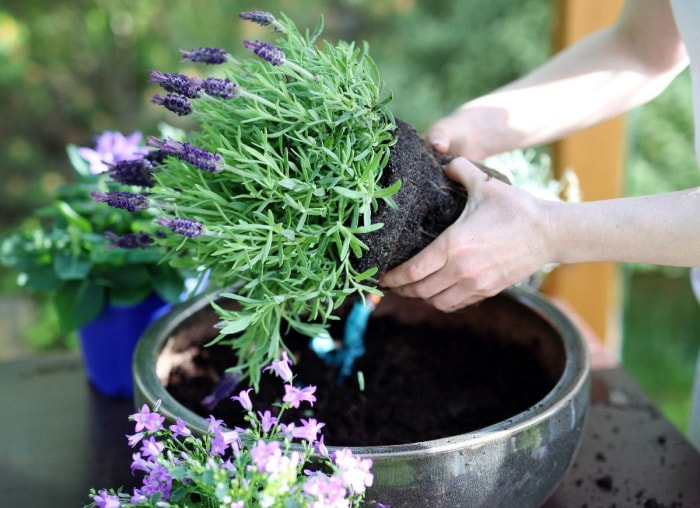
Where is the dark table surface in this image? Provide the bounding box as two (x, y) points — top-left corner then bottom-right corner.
(1, 350), (700, 508)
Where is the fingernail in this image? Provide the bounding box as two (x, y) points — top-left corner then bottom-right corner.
(429, 137), (444, 149)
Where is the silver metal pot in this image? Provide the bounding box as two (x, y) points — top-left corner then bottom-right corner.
(133, 287), (590, 507)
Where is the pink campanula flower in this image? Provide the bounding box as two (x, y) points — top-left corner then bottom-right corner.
(91, 490), (121, 508)
(131, 403), (165, 433)
(283, 384), (316, 408)
(168, 417), (192, 438)
(257, 409), (277, 433)
(265, 350), (294, 382)
(231, 388), (254, 410)
(332, 448), (374, 494)
(292, 418), (325, 443)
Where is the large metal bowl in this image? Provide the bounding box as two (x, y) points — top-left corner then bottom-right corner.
(134, 287), (590, 507)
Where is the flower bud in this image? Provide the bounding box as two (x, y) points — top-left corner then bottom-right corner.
(180, 47), (229, 65)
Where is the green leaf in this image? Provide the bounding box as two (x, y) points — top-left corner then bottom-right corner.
(151, 264), (187, 303)
(55, 201), (93, 233)
(66, 144), (92, 178)
(97, 265), (154, 306)
(110, 284), (152, 307)
(53, 280), (105, 332)
(373, 178), (402, 199)
(19, 264), (62, 291)
(332, 186), (365, 200)
(214, 312), (257, 336)
(309, 14), (325, 45)
(54, 252), (92, 280)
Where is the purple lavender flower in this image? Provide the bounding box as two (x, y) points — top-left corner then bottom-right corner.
(144, 149), (167, 165)
(149, 71), (202, 98)
(158, 216), (204, 239)
(180, 47), (229, 64)
(105, 231), (154, 249)
(151, 93), (192, 116)
(91, 190), (149, 212)
(201, 77), (239, 99)
(243, 39), (285, 66)
(201, 372), (242, 411)
(239, 11), (275, 26)
(147, 136), (224, 173)
(77, 131), (148, 175)
(106, 158), (155, 187)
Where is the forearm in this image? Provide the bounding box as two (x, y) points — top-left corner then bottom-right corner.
(546, 189), (700, 267)
(443, 0), (688, 159)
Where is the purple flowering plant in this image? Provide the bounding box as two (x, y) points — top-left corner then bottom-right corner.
(0, 131), (188, 332)
(91, 11), (399, 388)
(86, 353), (374, 508)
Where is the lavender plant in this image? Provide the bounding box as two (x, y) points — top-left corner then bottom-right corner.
(97, 11), (398, 387)
(86, 353), (374, 508)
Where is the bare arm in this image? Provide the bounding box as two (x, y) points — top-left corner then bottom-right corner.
(428, 0), (689, 160)
(379, 0), (697, 312)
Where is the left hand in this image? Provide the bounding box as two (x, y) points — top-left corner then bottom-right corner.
(378, 157), (555, 311)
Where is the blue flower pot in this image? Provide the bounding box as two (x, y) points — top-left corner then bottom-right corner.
(79, 293), (170, 398)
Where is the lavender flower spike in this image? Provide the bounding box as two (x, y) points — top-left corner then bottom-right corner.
(151, 93), (192, 116)
(147, 136), (224, 173)
(158, 216), (204, 239)
(239, 11), (275, 26)
(105, 231), (154, 249)
(242, 40), (285, 66)
(180, 47), (229, 65)
(201, 77), (239, 99)
(149, 71), (202, 99)
(107, 158), (155, 187)
(91, 190), (149, 212)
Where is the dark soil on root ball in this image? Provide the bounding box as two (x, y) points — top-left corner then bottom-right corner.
(352, 118), (509, 276)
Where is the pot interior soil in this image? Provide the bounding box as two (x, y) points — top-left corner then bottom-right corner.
(162, 294), (564, 447)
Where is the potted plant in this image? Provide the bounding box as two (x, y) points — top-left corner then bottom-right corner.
(0, 131), (190, 397)
(88, 361), (375, 507)
(85, 10), (517, 388)
(84, 10), (588, 506)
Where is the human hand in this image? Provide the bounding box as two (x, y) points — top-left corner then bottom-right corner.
(425, 105), (512, 161)
(426, 110), (473, 158)
(378, 157), (554, 311)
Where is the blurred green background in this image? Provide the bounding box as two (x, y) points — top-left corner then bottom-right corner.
(1, 0), (698, 434)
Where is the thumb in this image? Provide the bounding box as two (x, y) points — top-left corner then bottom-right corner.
(443, 157), (491, 195)
(426, 124), (450, 154)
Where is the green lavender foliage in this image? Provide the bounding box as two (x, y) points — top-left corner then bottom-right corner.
(152, 13), (398, 387)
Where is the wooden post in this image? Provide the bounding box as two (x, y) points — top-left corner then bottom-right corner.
(541, 0), (626, 355)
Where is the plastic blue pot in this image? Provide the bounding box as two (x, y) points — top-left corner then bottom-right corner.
(78, 293), (170, 398)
